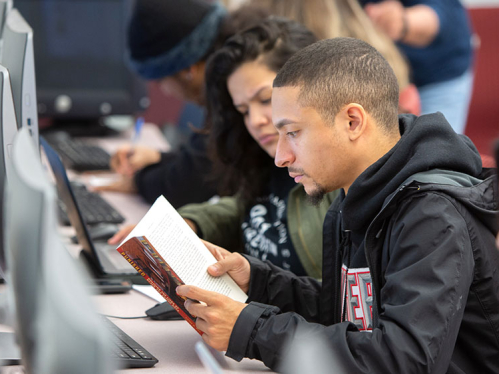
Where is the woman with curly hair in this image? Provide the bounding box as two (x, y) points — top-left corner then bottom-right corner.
(178, 18), (339, 278)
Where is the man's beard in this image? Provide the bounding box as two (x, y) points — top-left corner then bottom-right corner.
(287, 167), (327, 206)
(306, 181), (327, 206)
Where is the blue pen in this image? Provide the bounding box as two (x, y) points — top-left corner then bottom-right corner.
(128, 116), (144, 158)
(131, 116), (145, 146)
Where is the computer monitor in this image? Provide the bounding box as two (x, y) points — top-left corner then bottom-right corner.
(15, 0), (148, 133)
(0, 64), (16, 280)
(0, 65), (19, 186)
(0, 46), (18, 357)
(2, 127), (113, 372)
(0, 1), (13, 57)
(0, 7), (38, 145)
(40, 136), (138, 279)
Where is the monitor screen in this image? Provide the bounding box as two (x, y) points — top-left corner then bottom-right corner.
(15, 0), (148, 123)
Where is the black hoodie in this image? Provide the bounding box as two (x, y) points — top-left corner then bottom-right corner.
(226, 113), (499, 373)
(342, 112), (482, 234)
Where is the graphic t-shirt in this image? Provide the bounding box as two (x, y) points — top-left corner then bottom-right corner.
(241, 167), (306, 276)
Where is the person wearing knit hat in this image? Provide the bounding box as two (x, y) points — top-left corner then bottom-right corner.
(97, 1), (269, 212)
(128, 0), (228, 104)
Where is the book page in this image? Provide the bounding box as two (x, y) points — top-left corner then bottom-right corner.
(123, 196), (247, 303)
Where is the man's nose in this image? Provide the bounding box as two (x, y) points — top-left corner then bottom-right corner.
(275, 137), (293, 168)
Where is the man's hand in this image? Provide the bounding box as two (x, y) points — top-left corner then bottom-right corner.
(110, 145), (161, 177)
(202, 240), (251, 293)
(107, 224), (136, 245)
(177, 285), (247, 351)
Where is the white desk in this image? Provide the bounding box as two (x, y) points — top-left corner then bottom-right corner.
(97, 291), (270, 373)
(89, 125), (270, 372)
(0, 124), (271, 372)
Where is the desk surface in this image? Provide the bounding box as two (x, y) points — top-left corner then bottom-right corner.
(1, 124), (271, 372)
(79, 125), (270, 372)
(98, 290), (270, 373)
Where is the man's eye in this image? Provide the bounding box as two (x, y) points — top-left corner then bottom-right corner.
(287, 131), (298, 138)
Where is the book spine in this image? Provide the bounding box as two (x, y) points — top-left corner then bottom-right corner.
(118, 250), (202, 335)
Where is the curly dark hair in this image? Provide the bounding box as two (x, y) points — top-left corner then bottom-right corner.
(205, 17), (317, 204)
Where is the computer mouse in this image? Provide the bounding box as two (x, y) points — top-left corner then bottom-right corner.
(145, 302), (183, 321)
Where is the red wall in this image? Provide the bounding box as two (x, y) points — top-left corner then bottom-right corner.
(465, 7), (499, 157)
(141, 81), (184, 128)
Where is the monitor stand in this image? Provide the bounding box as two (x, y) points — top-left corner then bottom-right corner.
(41, 118), (120, 138)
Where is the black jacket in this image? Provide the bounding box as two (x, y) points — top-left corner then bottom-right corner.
(226, 113), (499, 373)
(134, 132), (217, 208)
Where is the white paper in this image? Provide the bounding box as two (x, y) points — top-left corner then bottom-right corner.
(123, 196), (247, 303)
(132, 284), (164, 303)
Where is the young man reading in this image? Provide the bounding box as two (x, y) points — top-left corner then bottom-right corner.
(177, 37), (499, 373)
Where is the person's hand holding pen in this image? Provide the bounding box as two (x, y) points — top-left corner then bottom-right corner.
(94, 117), (160, 194)
(109, 117), (161, 177)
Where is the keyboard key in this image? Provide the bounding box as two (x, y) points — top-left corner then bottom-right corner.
(58, 183), (125, 226)
(103, 317), (158, 368)
(47, 136), (111, 171)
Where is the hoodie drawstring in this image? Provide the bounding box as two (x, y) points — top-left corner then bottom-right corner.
(340, 230), (352, 322)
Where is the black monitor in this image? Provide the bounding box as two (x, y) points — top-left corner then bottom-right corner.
(15, 0), (148, 133)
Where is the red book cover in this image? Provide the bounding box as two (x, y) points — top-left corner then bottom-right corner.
(118, 236), (202, 335)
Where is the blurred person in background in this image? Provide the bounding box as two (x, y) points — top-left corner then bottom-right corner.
(246, 0), (421, 115)
(98, 0), (267, 208)
(360, 0), (474, 134)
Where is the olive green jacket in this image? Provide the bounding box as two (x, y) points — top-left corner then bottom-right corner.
(178, 185), (339, 279)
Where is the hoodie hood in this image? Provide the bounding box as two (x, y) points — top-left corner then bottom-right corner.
(341, 113), (482, 233)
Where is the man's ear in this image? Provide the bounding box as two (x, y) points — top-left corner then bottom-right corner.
(344, 104), (367, 141)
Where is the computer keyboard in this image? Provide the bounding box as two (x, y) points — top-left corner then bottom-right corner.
(104, 317), (158, 368)
(58, 182), (125, 226)
(46, 132), (111, 171)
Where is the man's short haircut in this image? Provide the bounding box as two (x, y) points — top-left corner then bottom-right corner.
(273, 37), (399, 131)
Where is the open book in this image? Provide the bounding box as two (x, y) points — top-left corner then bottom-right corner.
(117, 196), (248, 334)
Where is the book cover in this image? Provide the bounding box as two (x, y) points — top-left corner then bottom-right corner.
(117, 196), (247, 334)
(118, 235), (200, 333)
